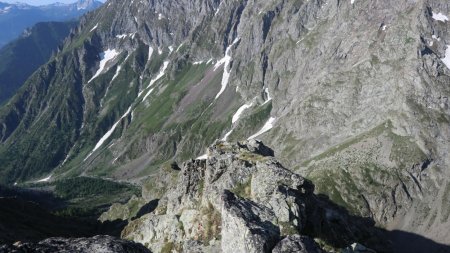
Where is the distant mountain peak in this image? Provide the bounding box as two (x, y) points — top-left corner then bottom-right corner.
(76, 0), (99, 10)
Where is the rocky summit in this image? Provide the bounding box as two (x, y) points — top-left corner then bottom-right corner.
(0, 0), (449, 252)
(113, 140), (383, 253)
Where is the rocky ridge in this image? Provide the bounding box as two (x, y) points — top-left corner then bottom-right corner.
(117, 140), (383, 253)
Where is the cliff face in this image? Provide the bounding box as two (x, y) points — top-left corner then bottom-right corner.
(0, 0), (449, 247)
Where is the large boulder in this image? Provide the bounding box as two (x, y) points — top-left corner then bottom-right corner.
(221, 190), (280, 253)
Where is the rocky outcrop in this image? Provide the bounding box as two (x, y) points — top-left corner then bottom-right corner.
(121, 140), (380, 253)
(0, 235), (150, 253)
(221, 190), (280, 253)
(272, 235), (324, 253)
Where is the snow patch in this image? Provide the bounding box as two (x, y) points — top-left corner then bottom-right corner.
(441, 45), (450, 70)
(111, 65), (122, 82)
(214, 1), (223, 16)
(149, 61), (169, 87)
(193, 61), (204, 65)
(116, 33), (135, 39)
(142, 88), (155, 102)
(90, 23), (98, 32)
(263, 88), (272, 105)
(432, 35), (441, 41)
(232, 103), (253, 123)
(432, 11), (449, 22)
(221, 102), (253, 141)
(350, 0), (355, 4)
(84, 106), (132, 161)
(197, 154), (208, 160)
(88, 49), (120, 83)
(222, 129), (234, 141)
(138, 61), (169, 99)
(37, 175), (52, 183)
(169, 46), (174, 53)
(176, 43), (184, 52)
(148, 46), (154, 62)
(214, 38), (241, 99)
(247, 117), (276, 140)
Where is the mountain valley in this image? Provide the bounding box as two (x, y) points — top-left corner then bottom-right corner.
(0, 0), (449, 252)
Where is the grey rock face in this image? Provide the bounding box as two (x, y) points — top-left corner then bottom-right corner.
(221, 190), (280, 253)
(0, 235), (150, 253)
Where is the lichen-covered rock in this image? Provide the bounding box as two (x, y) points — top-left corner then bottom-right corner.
(121, 214), (182, 252)
(0, 235), (150, 253)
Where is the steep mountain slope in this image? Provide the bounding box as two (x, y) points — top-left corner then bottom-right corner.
(0, 0), (449, 248)
(0, 21), (77, 105)
(0, 0), (101, 47)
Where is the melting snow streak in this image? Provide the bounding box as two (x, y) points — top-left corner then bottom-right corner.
(197, 154), (208, 160)
(88, 49), (119, 83)
(214, 38), (240, 99)
(232, 103), (252, 123)
(222, 102), (252, 141)
(85, 106), (132, 161)
(247, 117), (276, 140)
(442, 45), (450, 70)
(37, 175), (52, 183)
(263, 88), (272, 105)
(111, 65), (122, 82)
(90, 23), (98, 32)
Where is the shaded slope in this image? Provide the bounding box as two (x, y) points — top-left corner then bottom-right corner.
(0, 0), (102, 47)
(0, 21), (77, 105)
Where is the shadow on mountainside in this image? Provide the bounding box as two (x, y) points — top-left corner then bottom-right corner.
(389, 230), (450, 253)
(0, 185), (128, 244)
(133, 199), (159, 220)
(304, 193), (450, 253)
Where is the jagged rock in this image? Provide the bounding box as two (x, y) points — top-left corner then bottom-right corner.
(120, 141), (397, 252)
(122, 141), (326, 252)
(221, 190), (280, 253)
(0, 235), (150, 253)
(272, 235), (324, 253)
